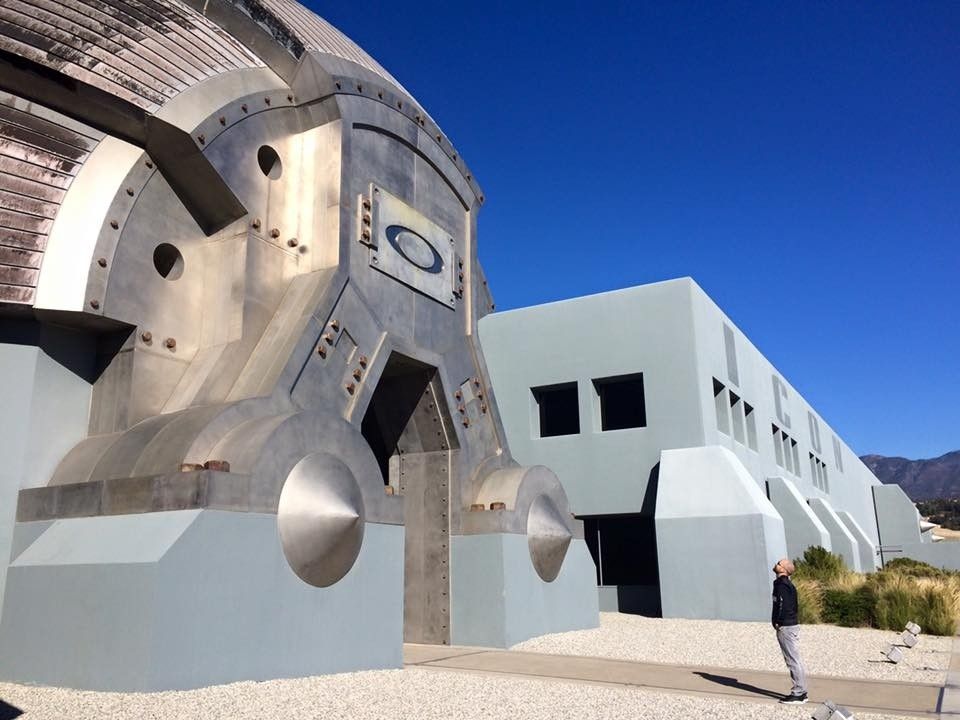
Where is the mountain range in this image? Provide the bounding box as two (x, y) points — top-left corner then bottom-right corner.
(861, 451), (960, 500)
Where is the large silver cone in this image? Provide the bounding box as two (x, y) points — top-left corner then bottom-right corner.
(278, 452), (365, 587)
(527, 493), (572, 582)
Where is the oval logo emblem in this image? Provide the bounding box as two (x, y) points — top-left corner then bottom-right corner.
(385, 225), (444, 274)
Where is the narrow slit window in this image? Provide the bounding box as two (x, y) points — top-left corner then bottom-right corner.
(593, 373), (646, 431)
(773, 425), (784, 467)
(729, 391), (745, 444)
(532, 382), (580, 437)
(791, 440), (800, 477)
(714, 379), (730, 435)
(744, 402), (758, 450)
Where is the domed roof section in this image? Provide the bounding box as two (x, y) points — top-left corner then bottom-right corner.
(256, 0), (405, 92)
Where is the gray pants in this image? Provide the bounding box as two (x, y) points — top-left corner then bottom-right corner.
(776, 625), (807, 694)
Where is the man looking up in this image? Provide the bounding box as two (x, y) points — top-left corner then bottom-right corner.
(772, 557), (808, 704)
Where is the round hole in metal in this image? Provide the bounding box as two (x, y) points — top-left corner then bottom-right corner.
(257, 145), (282, 180)
(153, 243), (184, 280)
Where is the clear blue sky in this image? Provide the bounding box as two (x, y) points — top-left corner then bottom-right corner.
(310, 1), (959, 461)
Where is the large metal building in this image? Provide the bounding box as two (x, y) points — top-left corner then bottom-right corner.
(0, 0), (599, 691)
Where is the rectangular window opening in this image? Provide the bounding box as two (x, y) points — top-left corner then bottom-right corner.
(593, 373), (646, 431)
(713, 378), (730, 435)
(772, 425), (784, 467)
(791, 439), (800, 477)
(532, 382), (580, 437)
(729, 391), (745, 444)
(744, 403), (758, 451)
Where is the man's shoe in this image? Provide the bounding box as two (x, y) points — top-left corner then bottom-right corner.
(779, 693), (808, 705)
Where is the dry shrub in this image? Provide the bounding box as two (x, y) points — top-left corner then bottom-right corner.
(794, 577), (823, 624)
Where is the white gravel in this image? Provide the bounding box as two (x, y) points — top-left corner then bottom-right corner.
(0, 668), (912, 720)
(512, 612), (951, 684)
(0, 615), (946, 719)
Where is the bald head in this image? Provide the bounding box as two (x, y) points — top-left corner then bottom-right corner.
(774, 558), (795, 576)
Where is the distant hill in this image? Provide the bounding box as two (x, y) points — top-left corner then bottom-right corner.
(861, 451), (960, 500)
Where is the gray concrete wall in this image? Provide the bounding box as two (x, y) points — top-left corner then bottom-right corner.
(687, 283), (881, 547)
(0, 341), (92, 623)
(478, 279), (705, 516)
(450, 534), (598, 647)
(0, 510), (404, 690)
(898, 542), (960, 572)
(808, 498), (862, 572)
(837, 510), (879, 571)
(873, 484), (922, 548)
(655, 447), (787, 621)
(767, 476), (831, 561)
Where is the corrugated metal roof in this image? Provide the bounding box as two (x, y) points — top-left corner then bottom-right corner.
(0, 92), (104, 305)
(0, 0), (265, 113)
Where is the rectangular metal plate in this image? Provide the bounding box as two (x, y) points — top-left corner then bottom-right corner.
(365, 185), (456, 308)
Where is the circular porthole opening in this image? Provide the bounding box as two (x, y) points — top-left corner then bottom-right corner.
(257, 145), (282, 180)
(153, 243), (184, 280)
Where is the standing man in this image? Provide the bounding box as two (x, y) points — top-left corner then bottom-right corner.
(772, 558), (808, 704)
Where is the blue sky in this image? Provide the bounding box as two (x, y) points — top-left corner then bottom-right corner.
(310, 1), (959, 461)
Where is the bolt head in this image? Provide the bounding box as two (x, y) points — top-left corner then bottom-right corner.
(97, 257), (107, 268)
(164, 338), (176, 350)
(141, 331), (153, 343)
(89, 299), (100, 309)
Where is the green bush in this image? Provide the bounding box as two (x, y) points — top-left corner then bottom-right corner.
(821, 583), (877, 627)
(883, 557), (954, 579)
(874, 577), (922, 631)
(794, 546), (846, 583)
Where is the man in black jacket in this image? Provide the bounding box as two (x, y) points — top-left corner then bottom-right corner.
(772, 558), (808, 704)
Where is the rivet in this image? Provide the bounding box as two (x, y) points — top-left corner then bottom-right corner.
(458, 258), (464, 268)
(241, 103), (248, 113)
(97, 257), (107, 268)
(317, 345), (327, 358)
(481, 404), (487, 413)
(372, 256), (379, 264)
(165, 337), (176, 350)
(204, 460), (231, 472)
(356, 84), (362, 92)
(252, 218), (261, 230)
(362, 199), (371, 211)
(145, 160), (154, 168)
(345, 382), (355, 395)
(110, 220), (119, 229)
(436, 134), (442, 142)
(270, 228), (280, 238)
(335, 81), (341, 90)
(323, 332), (334, 344)
(452, 153), (457, 161)
(490, 502), (506, 511)
(89, 299), (99, 309)
(330, 319), (340, 331)
(362, 214), (371, 226)
(462, 418), (470, 428)
(179, 463), (204, 472)
(473, 377), (480, 387)
(126, 187), (134, 196)
(458, 272), (464, 282)
(377, 90), (383, 99)
(358, 355), (368, 367)
(287, 94), (293, 102)
(141, 331), (152, 343)
(466, 174), (472, 181)
(287, 237), (299, 247)
(353, 368), (362, 380)
(264, 96), (271, 105)
(458, 284), (464, 294)
(197, 134), (205, 144)
(361, 230), (371, 241)
(458, 404), (466, 414)
(397, 100), (402, 109)
(219, 116), (226, 125)
(454, 390), (462, 400)
(491, 303), (496, 310)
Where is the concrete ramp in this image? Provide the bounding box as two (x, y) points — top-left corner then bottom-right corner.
(766, 476), (831, 561)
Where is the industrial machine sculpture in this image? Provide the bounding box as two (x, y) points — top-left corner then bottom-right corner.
(0, 0), (597, 690)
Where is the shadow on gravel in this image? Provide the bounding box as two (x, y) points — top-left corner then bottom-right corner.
(693, 672), (783, 700)
(0, 699), (23, 720)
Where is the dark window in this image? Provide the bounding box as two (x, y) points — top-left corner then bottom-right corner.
(594, 373), (646, 431)
(532, 382), (580, 437)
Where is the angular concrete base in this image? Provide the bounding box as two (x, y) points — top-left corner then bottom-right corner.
(809, 498), (862, 572)
(0, 510), (404, 690)
(767, 476), (831, 561)
(450, 534), (599, 647)
(656, 447), (788, 621)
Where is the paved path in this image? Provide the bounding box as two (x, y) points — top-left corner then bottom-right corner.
(405, 644), (946, 718)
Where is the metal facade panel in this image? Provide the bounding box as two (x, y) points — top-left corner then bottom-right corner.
(0, 0), (264, 112)
(0, 91), (103, 305)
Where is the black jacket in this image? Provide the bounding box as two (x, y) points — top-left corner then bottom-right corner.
(771, 574), (799, 627)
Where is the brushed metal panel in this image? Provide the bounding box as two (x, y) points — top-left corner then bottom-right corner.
(401, 450), (451, 645)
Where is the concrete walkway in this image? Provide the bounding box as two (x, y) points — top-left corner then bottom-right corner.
(405, 644), (945, 718)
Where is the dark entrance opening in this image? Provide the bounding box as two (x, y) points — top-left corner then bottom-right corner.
(360, 352), (459, 644)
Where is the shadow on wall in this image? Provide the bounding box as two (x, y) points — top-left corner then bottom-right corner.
(0, 318), (130, 383)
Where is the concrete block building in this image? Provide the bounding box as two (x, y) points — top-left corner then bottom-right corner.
(479, 278), (940, 621)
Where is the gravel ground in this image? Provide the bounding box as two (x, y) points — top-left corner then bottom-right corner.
(0, 668), (915, 720)
(513, 613), (950, 684)
(0, 615), (946, 719)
